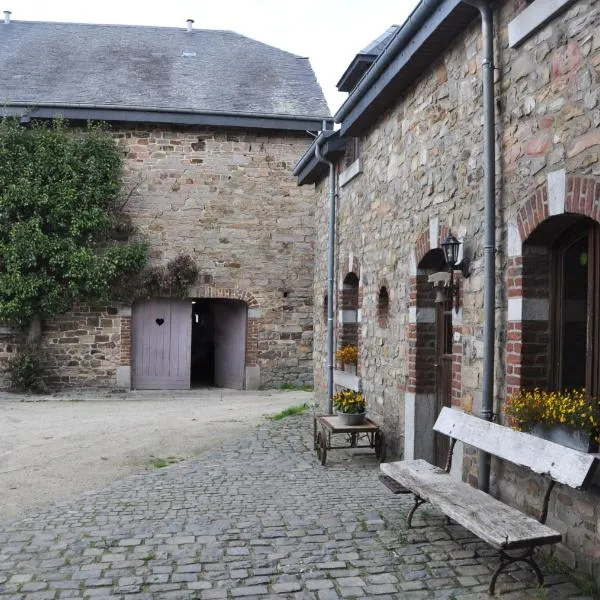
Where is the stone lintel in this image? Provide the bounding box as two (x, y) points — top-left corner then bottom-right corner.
(548, 169), (566, 216)
(429, 216), (439, 251)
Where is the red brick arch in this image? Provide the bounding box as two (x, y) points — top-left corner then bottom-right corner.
(189, 284), (259, 307)
(414, 224), (450, 266)
(408, 222), (460, 401)
(516, 175), (600, 244)
(506, 174), (600, 397)
(188, 284), (259, 366)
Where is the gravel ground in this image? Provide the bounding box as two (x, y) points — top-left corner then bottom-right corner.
(0, 388), (312, 519)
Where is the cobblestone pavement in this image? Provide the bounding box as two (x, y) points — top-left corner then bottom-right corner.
(0, 412), (593, 599)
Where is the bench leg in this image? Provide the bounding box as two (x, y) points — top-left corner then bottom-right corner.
(407, 495), (426, 528)
(489, 546), (543, 595)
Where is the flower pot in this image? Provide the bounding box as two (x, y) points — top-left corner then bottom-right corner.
(531, 424), (598, 453)
(336, 411), (366, 426)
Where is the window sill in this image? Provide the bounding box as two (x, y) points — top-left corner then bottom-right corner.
(333, 369), (362, 392)
(508, 0), (576, 48)
(339, 158), (362, 188)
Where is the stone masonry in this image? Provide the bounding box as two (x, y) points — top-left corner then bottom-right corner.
(310, 0), (600, 583)
(0, 124), (316, 390)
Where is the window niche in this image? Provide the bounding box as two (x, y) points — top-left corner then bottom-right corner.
(377, 285), (390, 328)
(339, 272), (359, 348)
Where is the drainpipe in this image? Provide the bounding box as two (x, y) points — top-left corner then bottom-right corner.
(314, 130), (337, 414)
(463, 0), (495, 493)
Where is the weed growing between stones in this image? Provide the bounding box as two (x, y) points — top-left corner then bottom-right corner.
(149, 456), (183, 469)
(268, 403), (310, 420)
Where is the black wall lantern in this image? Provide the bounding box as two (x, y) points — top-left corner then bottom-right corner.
(441, 233), (470, 278)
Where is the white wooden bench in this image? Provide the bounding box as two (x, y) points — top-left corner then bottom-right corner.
(380, 407), (599, 594)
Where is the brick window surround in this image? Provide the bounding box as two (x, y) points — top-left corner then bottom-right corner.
(338, 255), (362, 365)
(339, 272), (360, 349)
(506, 173), (600, 398)
(408, 225), (463, 404)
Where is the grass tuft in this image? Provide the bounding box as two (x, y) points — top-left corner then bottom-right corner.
(268, 403), (310, 421)
(149, 456), (183, 469)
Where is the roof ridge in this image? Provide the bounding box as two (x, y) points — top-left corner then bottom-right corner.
(9, 19), (236, 34)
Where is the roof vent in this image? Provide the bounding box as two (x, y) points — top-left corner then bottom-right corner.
(3, 10), (11, 24)
(186, 19), (194, 32)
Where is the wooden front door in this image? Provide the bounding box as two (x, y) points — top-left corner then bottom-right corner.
(434, 295), (453, 468)
(213, 301), (247, 389)
(132, 299), (192, 390)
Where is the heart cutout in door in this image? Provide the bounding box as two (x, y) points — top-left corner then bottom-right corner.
(155, 318), (165, 326)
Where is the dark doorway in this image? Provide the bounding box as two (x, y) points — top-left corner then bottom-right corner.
(415, 248), (452, 467)
(190, 299), (247, 389)
(191, 301), (216, 386)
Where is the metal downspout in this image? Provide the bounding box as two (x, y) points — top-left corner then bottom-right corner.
(464, 0), (495, 493)
(315, 137), (336, 414)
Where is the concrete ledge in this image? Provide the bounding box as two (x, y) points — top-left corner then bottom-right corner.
(339, 158), (362, 187)
(333, 369), (362, 391)
(508, 0), (576, 48)
(116, 366), (131, 390)
(245, 366), (260, 390)
(0, 325), (19, 335)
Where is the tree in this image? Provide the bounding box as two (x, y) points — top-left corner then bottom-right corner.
(0, 119), (148, 339)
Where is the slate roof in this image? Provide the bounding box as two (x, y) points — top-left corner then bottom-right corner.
(336, 25), (399, 93)
(0, 20), (331, 129)
(359, 25), (400, 57)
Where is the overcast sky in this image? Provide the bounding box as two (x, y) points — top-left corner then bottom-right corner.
(10, 0), (420, 114)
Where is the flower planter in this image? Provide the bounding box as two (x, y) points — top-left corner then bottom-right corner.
(336, 411), (366, 426)
(531, 424), (598, 453)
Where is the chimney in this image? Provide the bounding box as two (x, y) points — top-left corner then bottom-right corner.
(186, 18), (194, 32)
(3, 10), (11, 24)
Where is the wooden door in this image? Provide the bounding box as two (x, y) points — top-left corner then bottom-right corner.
(551, 222), (600, 396)
(434, 296), (453, 468)
(132, 299), (192, 390)
(213, 301), (247, 389)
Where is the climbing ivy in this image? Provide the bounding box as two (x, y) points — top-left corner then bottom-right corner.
(0, 118), (149, 325)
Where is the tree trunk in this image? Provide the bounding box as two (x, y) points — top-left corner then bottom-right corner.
(27, 314), (42, 345)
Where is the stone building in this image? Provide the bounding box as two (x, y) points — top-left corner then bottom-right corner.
(296, 0), (600, 582)
(0, 16), (330, 390)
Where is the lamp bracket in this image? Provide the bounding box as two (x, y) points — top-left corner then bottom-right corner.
(454, 258), (471, 278)
(428, 272), (452, 287)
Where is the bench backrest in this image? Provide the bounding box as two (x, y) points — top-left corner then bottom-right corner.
(434, 407), (598, 489)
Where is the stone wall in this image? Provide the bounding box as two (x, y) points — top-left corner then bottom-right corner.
(0, 124), (316, 390)
(310, 0), (600, 580)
